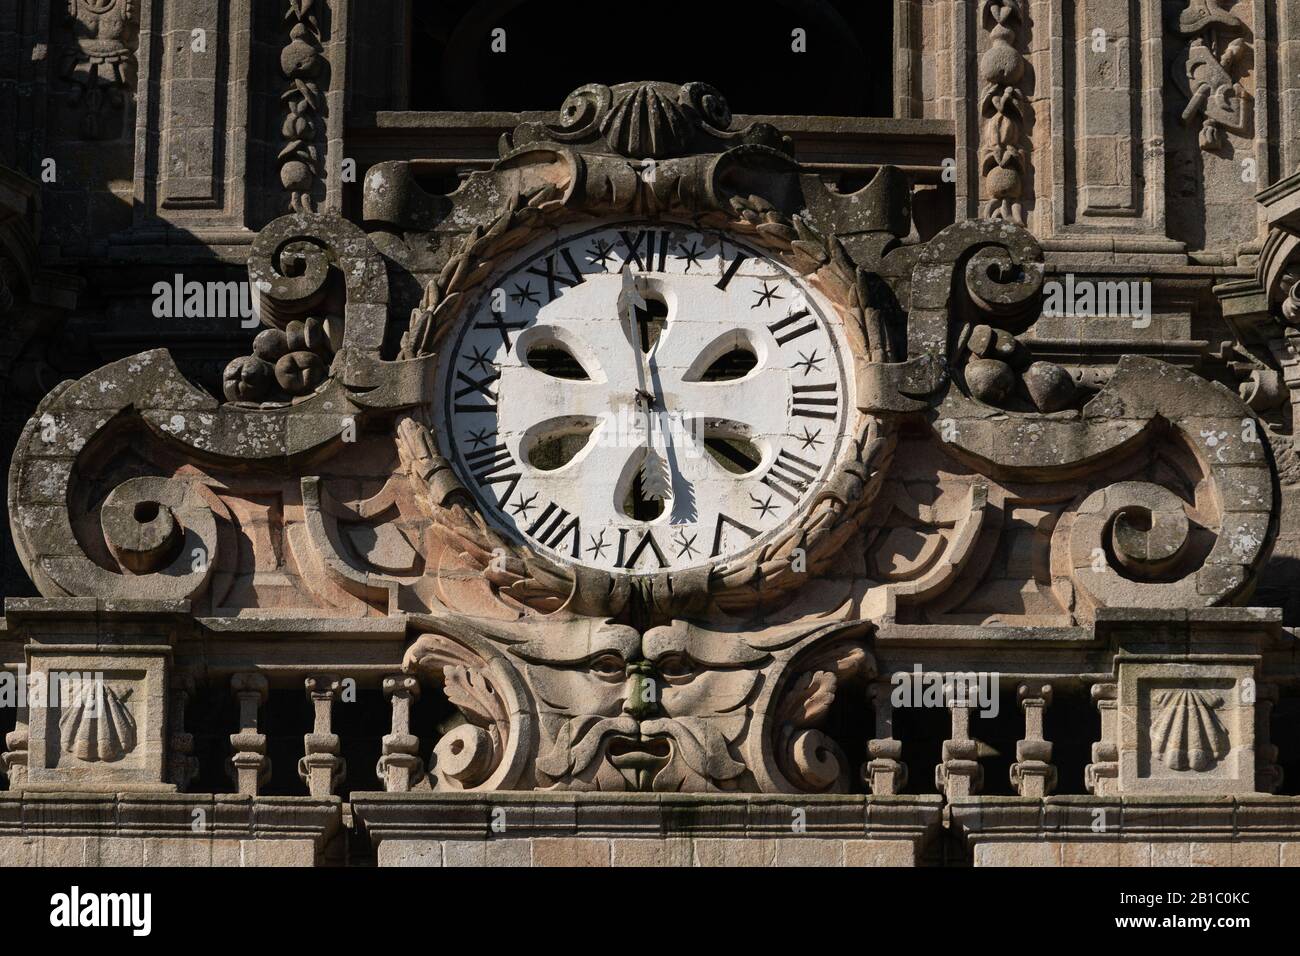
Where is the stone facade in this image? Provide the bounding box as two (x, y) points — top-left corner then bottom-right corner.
(2, 0), (1300, 868)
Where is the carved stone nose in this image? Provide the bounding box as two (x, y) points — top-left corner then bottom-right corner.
(623, 671), (659, 720)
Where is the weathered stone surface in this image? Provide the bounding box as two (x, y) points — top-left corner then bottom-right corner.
(1, 6), (1299, 869)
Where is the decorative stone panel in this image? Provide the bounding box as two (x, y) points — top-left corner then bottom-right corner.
(1118, 660), (1256, 795)
(11, 599), (178, 793)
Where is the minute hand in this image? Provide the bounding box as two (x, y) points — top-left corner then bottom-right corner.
(617, 271), (670, 503)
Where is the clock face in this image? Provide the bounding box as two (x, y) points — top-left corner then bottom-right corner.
(435, 220), (855, 575)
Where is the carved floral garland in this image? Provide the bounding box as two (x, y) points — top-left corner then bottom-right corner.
(280, 0), (326, 212)
(978, 0), (1028, 224)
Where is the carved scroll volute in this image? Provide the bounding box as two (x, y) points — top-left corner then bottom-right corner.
(747, 627), (878, 794)
(229, 212), (394, 405)
(400, 626), (533, 791)
(11, 442), (223, 601)
(860, 218), (1045, 414)
(861, 217), (1275, 617)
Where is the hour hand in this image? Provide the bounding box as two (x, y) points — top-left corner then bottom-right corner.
(618, 270), (649, 347)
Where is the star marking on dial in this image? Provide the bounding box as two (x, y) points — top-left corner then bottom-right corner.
(750, 493), (780, 518)
(752, 282), (783, 309)
(586, 530), (611, 560)
(466, 427), (496, 449)
(586, 240), (617, 270)
(793, 349), (824, 376)
(466, 345), (496, 374)
(510, 282), (541, 306)
(672, 530), (699, 559)
(675, 241), (703, 272)
(794, 426), (824, 451)
(511, 492), (539, 521)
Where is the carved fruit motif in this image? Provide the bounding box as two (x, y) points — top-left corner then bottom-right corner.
(965, 357), (1015, 404)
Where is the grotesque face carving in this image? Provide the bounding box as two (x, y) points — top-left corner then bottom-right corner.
(510, 621), (768, 791)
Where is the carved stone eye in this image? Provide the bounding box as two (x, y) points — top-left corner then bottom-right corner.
(589, 654), (625, 678)
(657, 655), (694, 681)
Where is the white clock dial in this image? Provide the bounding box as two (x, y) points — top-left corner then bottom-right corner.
(435, 221), (854, 575)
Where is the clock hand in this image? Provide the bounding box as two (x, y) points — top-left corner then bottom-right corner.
(618, 271), (670, 504)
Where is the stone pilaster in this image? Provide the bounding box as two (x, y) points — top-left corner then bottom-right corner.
(15, 600), (179, 793)
(130, 0), (256, 238)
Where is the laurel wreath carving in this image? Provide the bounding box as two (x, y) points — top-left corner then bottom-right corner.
(398, 183), (895, 613)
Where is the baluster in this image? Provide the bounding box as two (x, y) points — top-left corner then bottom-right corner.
(168, 669), (199, 791)
(377, 675), (423, 792)
(863, 681), (907, 794)
(299, 674), (345, 796)
(1257, 682), (1283, 794)
(936, 679), (985, 798)
(1010, 682), (1055, 797)
(2, 669), (28, 790)
(1084, 681), (1118, 795)
(229, 672), (270, 796)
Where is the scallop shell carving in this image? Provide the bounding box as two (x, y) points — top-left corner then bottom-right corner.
(1150, 689), (1229, 771)
(58, 682), (137, 763)
(599, 83), (691, 159)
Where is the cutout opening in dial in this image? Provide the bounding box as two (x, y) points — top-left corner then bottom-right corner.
(526, 343), (590, 380)
(699, 346), (758, 381)
(622, 472), (667, 520)
(521, 417), (600, 472)
(634, 292), (668, 353)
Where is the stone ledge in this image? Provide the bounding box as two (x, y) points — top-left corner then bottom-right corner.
(376, 835), (925, 868)
(0, 791), (341, 839)
(0, 793), (343, 867)
(351, 792), (943, 866)
(952, 795), (1300, 864)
